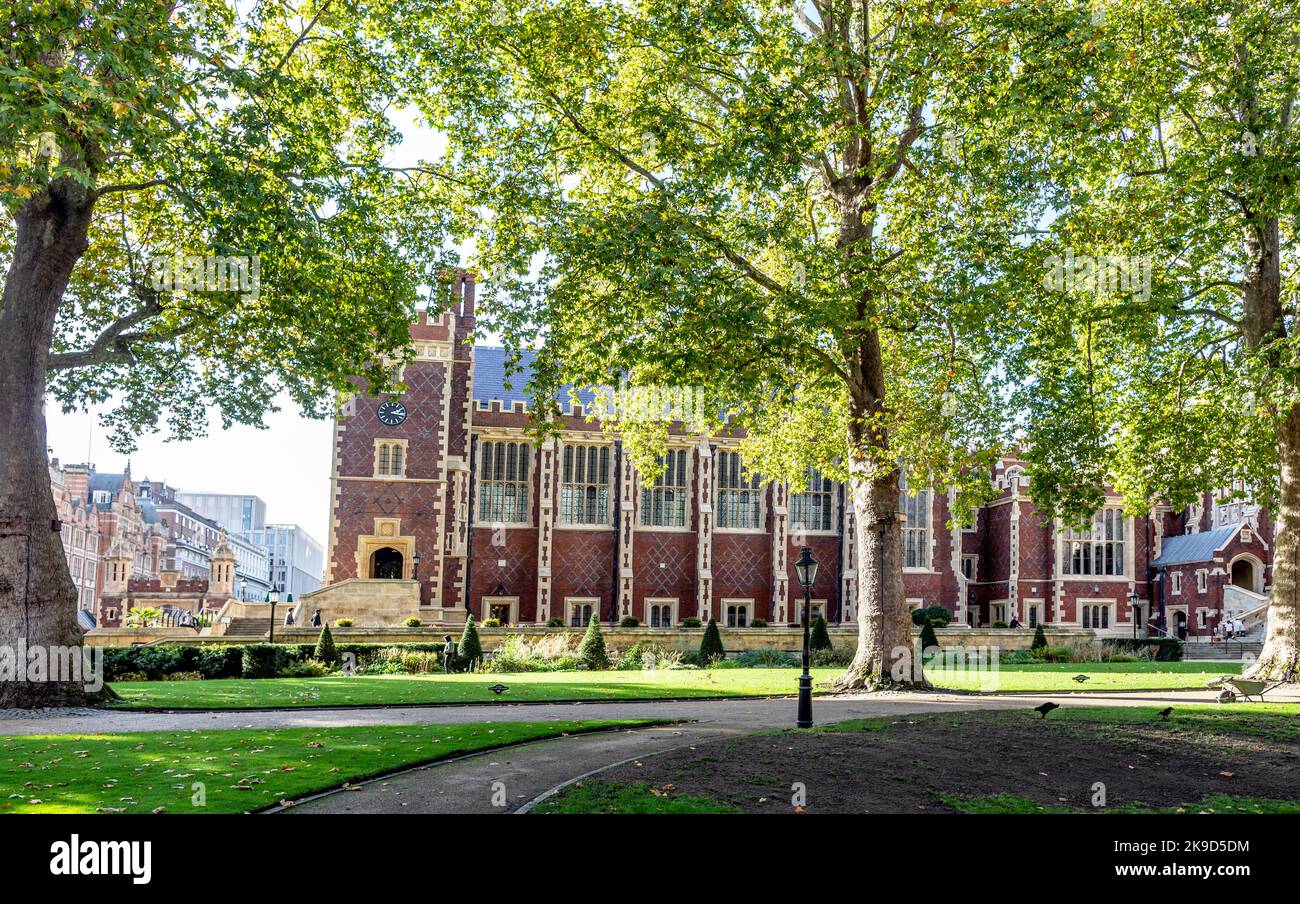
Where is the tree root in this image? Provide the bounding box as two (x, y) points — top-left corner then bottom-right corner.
(829, 667), (931, 694)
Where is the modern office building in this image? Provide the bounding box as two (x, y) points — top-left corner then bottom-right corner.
(249, 523), (325, 598)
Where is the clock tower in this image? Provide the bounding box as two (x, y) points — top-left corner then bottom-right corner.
(322, 271), (476, 624)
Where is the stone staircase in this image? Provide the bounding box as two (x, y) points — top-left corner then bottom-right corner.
(224, 617), (272, 637)
(1184, 642), (1262, 662)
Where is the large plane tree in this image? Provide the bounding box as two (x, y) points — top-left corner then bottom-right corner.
(1, 1), (451, 706)
(1017, 1), (1299, 679)
(396, 0), (1076, 688)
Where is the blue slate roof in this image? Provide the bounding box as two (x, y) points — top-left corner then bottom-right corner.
(88, 472), (126, 509)
(472, 346), (537, 405)
(1153, 526), (1239, 566)
(471, 346), (595, 409)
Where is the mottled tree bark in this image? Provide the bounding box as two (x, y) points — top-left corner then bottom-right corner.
(0, 179), (97, 707)
(1249, 403), (1300, 680)
(1239, 215), (1298, 681)
(833, 457), (921, 691)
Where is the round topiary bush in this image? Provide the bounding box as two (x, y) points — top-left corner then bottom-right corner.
(619, 616), (640, 627)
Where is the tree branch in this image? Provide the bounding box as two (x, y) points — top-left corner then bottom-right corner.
(46, 297), (174, 370)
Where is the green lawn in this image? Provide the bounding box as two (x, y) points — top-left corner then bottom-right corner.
(929, 660), (1243, 693)
(109, 668), (842, 709)
(108, 661), (1244, 710)
(0, 720), (657, 814)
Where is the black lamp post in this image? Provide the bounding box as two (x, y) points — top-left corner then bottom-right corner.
(794, 546), (818, 729)
(1127, 590), (1139, 639)
(267, 588), (280, 644)
(412, 551), (422, 581)
(239, 578), (247, 601)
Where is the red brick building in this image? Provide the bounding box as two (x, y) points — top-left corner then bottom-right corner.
(324, 274), (1276, 638)
(54, 461), (164, 616)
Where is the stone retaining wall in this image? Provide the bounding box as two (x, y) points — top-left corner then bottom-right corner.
(84, 625), (1101, 652)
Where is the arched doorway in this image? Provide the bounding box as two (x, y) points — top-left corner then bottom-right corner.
(1174, 610), (1188, 640)
(370, 546), (404, 580)
(1230, 556), (1261, 593)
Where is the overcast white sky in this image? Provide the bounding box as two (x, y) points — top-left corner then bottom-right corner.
(45, 109), (454, 546)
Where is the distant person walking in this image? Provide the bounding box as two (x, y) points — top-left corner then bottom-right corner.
(1009, 615), (1022, 629)
(311, 609), (322, 627)
(442, 634), (458, 674)
(284, 609), (295, 626)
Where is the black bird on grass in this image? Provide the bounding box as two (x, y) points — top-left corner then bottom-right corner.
(1072, 674), (1090, 683)
(1034, 701), (1060, 719)
(1158, 706), (1174, 721)
(488, 684), (509, 695)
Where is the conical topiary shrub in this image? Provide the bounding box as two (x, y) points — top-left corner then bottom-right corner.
(699, 616), (724, 663)
(1031, 623), (1047, 650)
(809, 613), (832, 651)
(314, 624), (338, 667)
(576, 613), (610, 670)
(459, 614), (483, 671)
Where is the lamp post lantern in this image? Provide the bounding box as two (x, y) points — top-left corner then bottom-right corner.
(1127, 590), (1140, 639)
(267, 589), (280, 644)
(413, 551), (422, 581)
(794, 546), (818, 729)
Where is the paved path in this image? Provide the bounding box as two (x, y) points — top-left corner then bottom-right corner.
(3, 686), (1270, 738)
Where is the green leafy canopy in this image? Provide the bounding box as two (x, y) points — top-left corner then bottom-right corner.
(390, 0), (1074, 518)
(3, 1), (458, 448)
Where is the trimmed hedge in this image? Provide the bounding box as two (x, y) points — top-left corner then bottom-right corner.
(241, 644), (292, 679)
(1102, 638), (1184, 662)
(104, 642), (461, 682)
(103, 645), (201, 681)
(197, 646), (243, 679)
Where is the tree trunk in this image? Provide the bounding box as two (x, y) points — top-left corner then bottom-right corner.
(832, 459), (922, 691)
(830, 322), (926, 690)
(0, 181), (97, 708)
(1237, 213), (1297, 681)
(1247, 403), (1300, 680)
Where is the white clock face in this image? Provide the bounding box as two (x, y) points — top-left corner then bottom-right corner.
(377, 401), (407, 426)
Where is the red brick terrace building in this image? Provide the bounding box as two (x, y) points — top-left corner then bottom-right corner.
(323, 273), (1276, 638)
